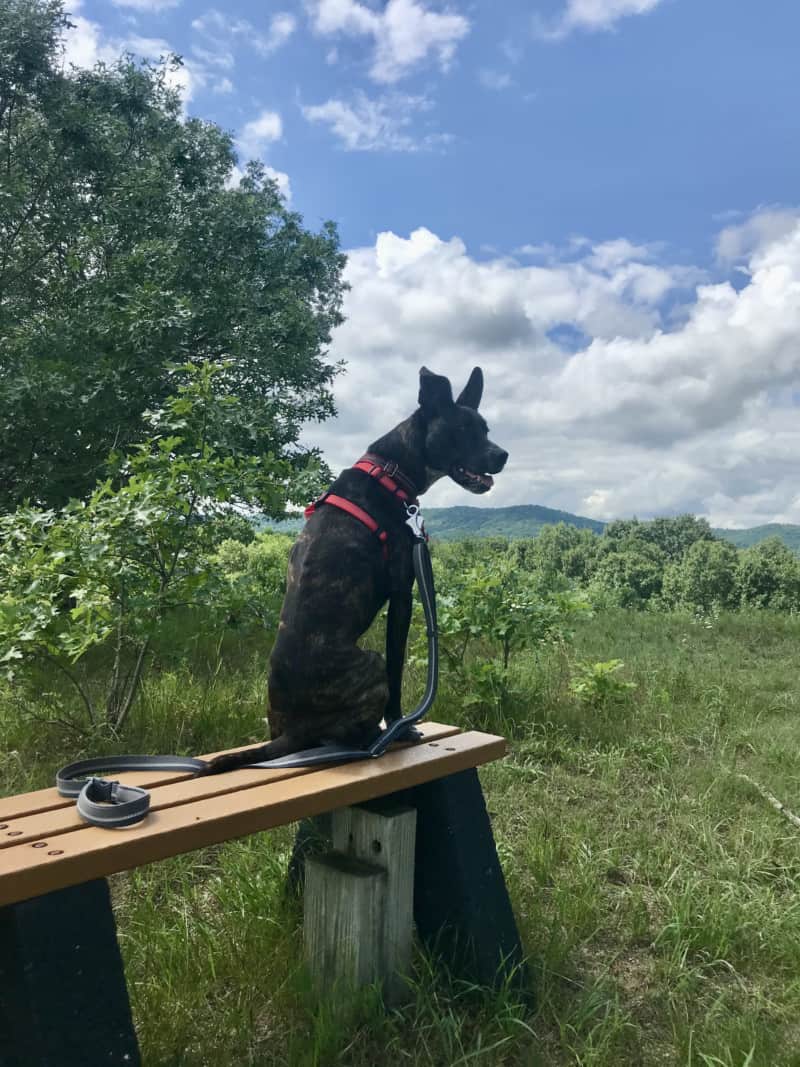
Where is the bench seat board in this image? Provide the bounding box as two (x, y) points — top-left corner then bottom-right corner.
(0, 723), (462, 848)
(0, 721), (460, 822)
(0, 730), (505, 907)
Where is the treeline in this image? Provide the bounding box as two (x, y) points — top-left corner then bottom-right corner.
(437, 515), (800, 614)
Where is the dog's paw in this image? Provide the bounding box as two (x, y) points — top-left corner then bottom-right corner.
(392, 724), (424, 743)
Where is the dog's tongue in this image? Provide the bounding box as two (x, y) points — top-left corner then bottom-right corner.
(467, 470), (493, 488)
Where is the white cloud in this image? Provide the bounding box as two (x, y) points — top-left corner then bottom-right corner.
(540, 0), (665, 39)
(265, 12), (298, 53)
(192, 9), (296, 59)
(300, 215), (800, 526)
(307, 0), (469, 83)
(302, 92), (449, 152)
(231, 112), (291, 202)
(478, 69), (512, 91)
(111, 0), (181, 10)
(237, 110), (283, 158)
(61, 9), (203, 107)
(715, 207), (800, 265)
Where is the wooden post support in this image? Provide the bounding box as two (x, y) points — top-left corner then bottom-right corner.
(0, 879), (140, 1067)
(303, 804), (416, 1004)
(332, 803), (416, 1004)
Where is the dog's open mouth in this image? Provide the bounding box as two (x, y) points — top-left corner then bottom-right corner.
(450, 466), (494, 494)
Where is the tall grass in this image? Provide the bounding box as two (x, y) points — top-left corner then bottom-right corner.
(2, 609), (800, 1064)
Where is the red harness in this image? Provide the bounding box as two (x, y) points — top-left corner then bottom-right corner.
(304, 454), (421, 560)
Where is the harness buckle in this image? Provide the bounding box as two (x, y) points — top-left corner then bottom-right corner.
(382, 459), (400, 478)
(405, 504), (427, 542)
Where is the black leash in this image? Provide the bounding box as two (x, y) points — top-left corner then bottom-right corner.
(56, 506), (437, 828)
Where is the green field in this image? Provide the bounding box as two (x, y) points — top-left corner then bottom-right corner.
(3, 608), (800, 1066)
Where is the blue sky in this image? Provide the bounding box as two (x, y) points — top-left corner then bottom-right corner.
(64, 1), (800, 526)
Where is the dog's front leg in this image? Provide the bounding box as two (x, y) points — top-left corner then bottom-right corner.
(385, 586), (416, 733)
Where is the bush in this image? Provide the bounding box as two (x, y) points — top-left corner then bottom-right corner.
(213, 533), (293, 630)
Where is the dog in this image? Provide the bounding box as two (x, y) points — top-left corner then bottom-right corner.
(204, 366), (508, 774)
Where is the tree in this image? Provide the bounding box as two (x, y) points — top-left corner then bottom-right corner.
(661, 538), (739, 612)
(602, 515), (716, 563)
(590, 542), (665, 608)
(0, 0), (346, 511)
(736, 538), (800, 611)
(522, 523), (600, 584)
(0, 362), (308, 728)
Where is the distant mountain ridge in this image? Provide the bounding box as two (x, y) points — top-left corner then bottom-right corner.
(262, 504), (800, 551)
(421, 504), (605, 539)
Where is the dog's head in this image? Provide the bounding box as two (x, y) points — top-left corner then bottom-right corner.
(418, 366), (508, 495)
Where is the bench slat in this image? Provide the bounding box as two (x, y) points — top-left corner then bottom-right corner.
(0, 722), (458, 822)
(0, 723), (462, 848)
(0, 731), (504, 907)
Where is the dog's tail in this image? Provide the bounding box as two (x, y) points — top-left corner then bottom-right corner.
(199, 735), (292, 776)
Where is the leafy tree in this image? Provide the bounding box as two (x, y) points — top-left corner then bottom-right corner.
(521, 523), (600, 584)
(736, 537), (800, 611)
(213, 532), (293, 630)
(602, 515), (716, 563)
(661, 539), (739, 612)
(589, 542), (665, 608)
(0, 0), (346, 510)
(0, 363), (309, 728)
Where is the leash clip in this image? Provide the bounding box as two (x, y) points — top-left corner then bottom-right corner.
(405, 503), (427, 541)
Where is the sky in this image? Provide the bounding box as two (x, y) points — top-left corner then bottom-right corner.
(62, 0), (800, 527)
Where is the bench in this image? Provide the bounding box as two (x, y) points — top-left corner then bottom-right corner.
(0, 722), (523, 1066)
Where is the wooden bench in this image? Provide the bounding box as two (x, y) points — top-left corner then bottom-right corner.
(0, 722), (523, 1066)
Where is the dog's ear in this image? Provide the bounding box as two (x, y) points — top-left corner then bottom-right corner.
(456, 367), (483, 410)
(418, 366), (454, 415)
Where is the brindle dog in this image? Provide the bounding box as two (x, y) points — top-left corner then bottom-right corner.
(203, 366), (508, 774)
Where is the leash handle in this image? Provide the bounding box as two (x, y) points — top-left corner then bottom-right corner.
(56, 756), (208, 828)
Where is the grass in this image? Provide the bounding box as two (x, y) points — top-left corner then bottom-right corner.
(2, 608), (800, 1064)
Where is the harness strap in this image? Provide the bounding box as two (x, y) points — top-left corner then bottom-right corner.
(305, 492), (390, 559)
(352, 454), (418, 505)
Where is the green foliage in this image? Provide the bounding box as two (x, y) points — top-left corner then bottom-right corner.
(602, 514), (716, 562)
(736, 537), (800, 611)
(661, 538), (740, 612)
(213, 532), (293, 630)
(569, 658), (635, 712)
(0, 0), (345, 510)
(0, 362), (310, 726)
(435, 550), (591, 673)
(589, 541), (665, 608)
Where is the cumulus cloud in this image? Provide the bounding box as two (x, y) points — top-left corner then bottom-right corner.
(301, 216), (800, 526)
(302, 92), (449, 152)
(237, 110), (283, 155)
(307, 0), (469, 83)
(232, 111), (291, 201)
(61, 15), (203, 106)
(540, 0), (665, 39)
(715, 207), (800, 265)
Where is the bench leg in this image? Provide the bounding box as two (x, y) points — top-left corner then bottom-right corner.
(0, 879), (140, 1067)
(392, 767), (527, 991)
(290, 768), (526, 992)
